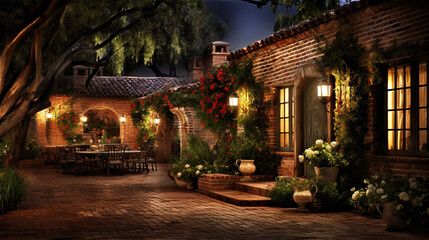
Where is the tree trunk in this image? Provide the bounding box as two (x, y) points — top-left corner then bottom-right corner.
(6, 118), (30, 166)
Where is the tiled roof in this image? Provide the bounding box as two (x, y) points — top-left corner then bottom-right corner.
(229, 1), (367, 59)
(73, 76), (189, 98)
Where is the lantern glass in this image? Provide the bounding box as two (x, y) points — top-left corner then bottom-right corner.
(229, 93), (239, 107)
(120, 115), (126, 122)
(317, 78), (331, 103)
(46, 112), (53, 119)
(80, 116), (88, 122)
(154, 118), (160, 125)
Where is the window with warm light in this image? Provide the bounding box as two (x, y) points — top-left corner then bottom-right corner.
(278, 87), (294, 151)
(385, 61), (428, 154)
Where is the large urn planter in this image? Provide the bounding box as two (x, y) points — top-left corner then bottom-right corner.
(174, 176), (187, 188)
(314, 166), (339, 182)
(236, 159), (256, 182)
(293, 185), (318, 212)
(376, 202), (407, 231)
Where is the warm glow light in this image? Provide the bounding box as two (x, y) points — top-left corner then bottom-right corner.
(154, 118), (160, 125)
(80, 116), (87, 122)
(229, 93), (239, 107)
(120, 114), (126, 122)
(317, 78), (331, 103)
(46, 112), (53, 119)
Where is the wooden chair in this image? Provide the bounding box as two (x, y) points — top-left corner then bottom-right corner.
(74, 145), (89, 174)
(56, 146), (67, 173)
(106, 145), (125, 175)
(147, 145), (158, 171)
(63, 146), (78, 174)
(127, 146), (148, 173)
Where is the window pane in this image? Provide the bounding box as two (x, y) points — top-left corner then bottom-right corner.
(397, 89), (404, 109)
(388, 91), (395, 110)
(285, 134), (289, 147)
(397, 67), (404, 88)
(285, 119), (289, 132)
(420, 62), (427, 85)
(405, 131), (411, 151)
(387, 111), (395, 129)
(420, 86), (427, 107)
(420, 109), (427, 128)
(280, 119), (285, 132)
(397, 130), (404, 150)
(280, 134), (285, 147)
(419, 131), (427, 151)
(280, 104), (285, 118)
(292, 98), (294, 117)
(397, 111), (404, 129)
(405, 65), (411, 87)
(285, 103), (289, 117)
(285, 88), (289, 103)
(388, 68), (394, 89)
(405, 110), (411, 129)
(406, 88), (411, 108)
(292, 118), (295, 132)
(280, 89), (284, 103)
(388, 131), (395, 150)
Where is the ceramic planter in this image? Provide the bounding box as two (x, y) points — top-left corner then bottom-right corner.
(174, 176), (187, 188)
(376, 202), (407, 231)
(293, 185), (318, 212)
(236, 159), (256, 182)
(314, 166), (339, 182)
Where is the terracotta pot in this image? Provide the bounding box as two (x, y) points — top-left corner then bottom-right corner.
(293, 185), (318, 212)
(377, 202), (407, 231)
(314, 166), (339, 182)
(236, 159), (256, 182)
(186, 182), (194, 190)
(174, 176), (187, 188)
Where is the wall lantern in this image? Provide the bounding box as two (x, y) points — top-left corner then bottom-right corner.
(228, 92), (239, 109)
(317, 78), (331, 104)
(46, 112), (53, 119)
(80, 116), (88, 122)
(120, 114), (126, 123)
(154, 117), (160, 126)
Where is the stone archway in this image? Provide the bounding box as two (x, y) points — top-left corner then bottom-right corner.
(81, 107), (122, 143)
(170, 107), (189, 150)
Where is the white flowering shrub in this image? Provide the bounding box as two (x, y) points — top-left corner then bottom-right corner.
(350, 175), (429, 226)
(299, 139), (348, 167)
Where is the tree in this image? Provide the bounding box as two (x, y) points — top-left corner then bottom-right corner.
(0, 0), (220, 165)
(241, 0), (340, 31)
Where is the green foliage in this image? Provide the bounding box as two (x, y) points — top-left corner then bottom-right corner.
(350, 176), (429, 226)
(0, 162), (27, 214)
(270, 177), (297, 207)
(313, 180), (346, 212)
(0, 136), (9, 161)
(315, 26), (370, 184)
(300, 140), (347, 167)
(22, 139), (41, 159)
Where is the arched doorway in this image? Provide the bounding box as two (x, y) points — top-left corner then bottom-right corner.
(82, 108), (121, 143)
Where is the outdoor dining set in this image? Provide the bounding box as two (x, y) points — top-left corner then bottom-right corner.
(54, 144), (158, 175)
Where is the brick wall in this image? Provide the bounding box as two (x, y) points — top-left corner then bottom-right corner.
(231, 1), (429, 176)
(198, 174), (242, 194)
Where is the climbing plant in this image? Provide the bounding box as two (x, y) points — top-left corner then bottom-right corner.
(49, 99), (84, 145)
(315, 26), (370, 183)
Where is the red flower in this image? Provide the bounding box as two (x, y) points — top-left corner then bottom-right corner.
(227, 151), (230, 155)
(201, 122), (206, 127)
(215, 114), (219, 118)
(214, 119), (218, 122)
(224, 87), (229, 92)
(65, 115), (68, 119)
(210, 84), (215, 91)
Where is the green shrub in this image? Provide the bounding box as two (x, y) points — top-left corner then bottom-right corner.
(0, 136), (9, 161)
(0, 162), (27, 214)
(22, 138), (41, 159)
(269, 178), (296, 207)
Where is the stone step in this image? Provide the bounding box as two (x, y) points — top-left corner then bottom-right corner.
(205, 189), (271, 206)
(234, 181), (276, 197)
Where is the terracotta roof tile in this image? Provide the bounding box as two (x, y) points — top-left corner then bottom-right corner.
(229, 1), (366, 59)
(69, 76), (189, 98)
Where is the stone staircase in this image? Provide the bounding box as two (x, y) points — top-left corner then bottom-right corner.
(198, 174), (276, 206)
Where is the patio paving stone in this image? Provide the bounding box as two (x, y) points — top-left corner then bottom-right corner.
(0, 163), (428, 239)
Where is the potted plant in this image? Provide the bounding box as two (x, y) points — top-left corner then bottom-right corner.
(290, 177), (318, 212)
(299, 140), (347, 182)
(350, 176), (429, 230)
(231, 137), (262, 182)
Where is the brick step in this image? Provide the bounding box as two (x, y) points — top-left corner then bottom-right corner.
(234, 181), (276, 197)
(19, 159), (45, 168)
(205, 189), (271, 206)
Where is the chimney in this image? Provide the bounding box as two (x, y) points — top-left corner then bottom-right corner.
(203, 41), (229, 75)
(72, 65), (104, 89)
(188, 57), (203, 83)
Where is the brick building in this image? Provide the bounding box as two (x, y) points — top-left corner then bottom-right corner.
(228, 0), (429, 176)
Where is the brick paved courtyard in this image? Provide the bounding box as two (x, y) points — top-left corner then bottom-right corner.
(0, 164), (428, 240)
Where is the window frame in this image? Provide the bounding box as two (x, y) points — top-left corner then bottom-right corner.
(277, 86), (294, 152)
(383, 58), (429, 157)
